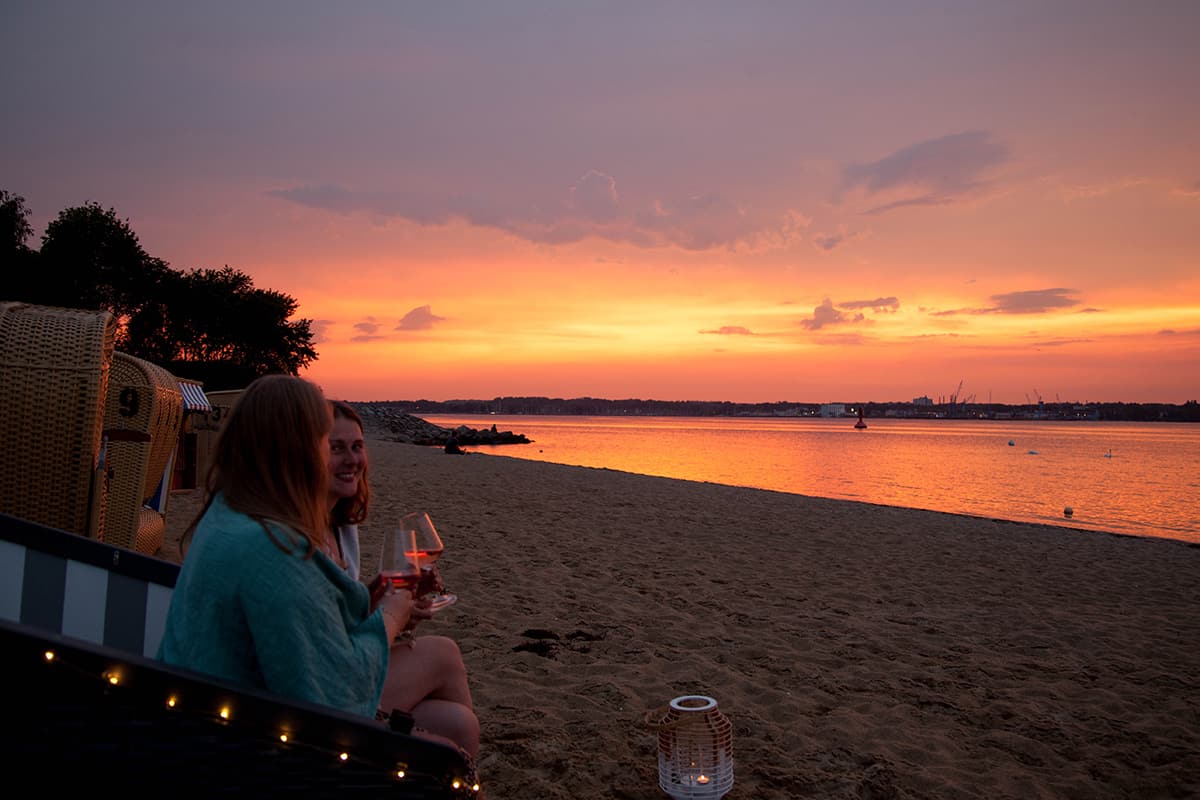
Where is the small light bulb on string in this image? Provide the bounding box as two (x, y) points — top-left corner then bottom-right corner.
(279, 733), (289, 743)
(339, 752), (349, 762)
(219, 706), (231, 720)
(166, 696), (177, 708)
(44, 650), (55, 662)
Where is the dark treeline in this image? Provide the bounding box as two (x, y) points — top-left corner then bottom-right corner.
(383, 397), (1200, 423)
(1, 189), (316, 390)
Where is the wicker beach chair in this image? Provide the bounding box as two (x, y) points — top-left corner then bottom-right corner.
(0, 302), (116, 540)
(102, 352), (184, 554)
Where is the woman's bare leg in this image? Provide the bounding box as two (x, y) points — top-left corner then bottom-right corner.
(381, 635), (479, 756)
(410, 698), (480, 758)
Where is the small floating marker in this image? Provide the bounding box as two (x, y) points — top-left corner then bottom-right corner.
(1027, 449), (1039, 455)
(1008, 439), (1015, 446)
(1063, 506), (1074, 518)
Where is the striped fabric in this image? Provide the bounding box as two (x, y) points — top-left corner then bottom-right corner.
(0, 514), (178, 659)
(178, 381), (212, 412)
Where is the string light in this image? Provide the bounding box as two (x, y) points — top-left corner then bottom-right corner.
(30, 650), (480, 797)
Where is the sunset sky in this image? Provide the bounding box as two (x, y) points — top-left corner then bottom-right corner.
(4, 2), (1198, 404)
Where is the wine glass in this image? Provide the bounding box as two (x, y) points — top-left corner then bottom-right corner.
(398, 510), (458, 612)
(378, 527), (422, 594)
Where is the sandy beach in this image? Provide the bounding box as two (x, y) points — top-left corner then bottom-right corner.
(161, 436), (1200, 799)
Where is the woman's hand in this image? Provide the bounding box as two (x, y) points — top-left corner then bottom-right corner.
(376, 588), (416, 642)
(374, 581), (434, 644)
(367, 573), (389, 612)
(408, 595), (434, 627)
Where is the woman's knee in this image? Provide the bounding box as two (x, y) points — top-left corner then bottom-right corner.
(423, 635), (467, 672)
(413, 699), (480, 757)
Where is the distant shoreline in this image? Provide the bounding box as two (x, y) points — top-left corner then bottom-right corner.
(352, 397), (1200, 423)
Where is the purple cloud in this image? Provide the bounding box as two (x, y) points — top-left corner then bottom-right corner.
(396, 305), (446, 331)
(839, 297), (899, 313)
(812, 232), (844, 251)
(931, 287), (1081, 316)
(798, 297), (898, 330)
(310, 319), (335, 344)
(800, 298), (865, 330)
(1032, 337), (1094, 347)
(842, 131), (1009, 214)
(699, 326), (755, 335)
(991, 288), (1079, 313)
(569, 170), (620, 222)
(350, 317), (387, 342)
(271, 171), (801, 252)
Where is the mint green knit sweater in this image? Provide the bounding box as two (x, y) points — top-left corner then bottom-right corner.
(158, 494), (389, 717)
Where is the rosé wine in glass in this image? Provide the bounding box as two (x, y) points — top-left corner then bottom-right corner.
(398, 511), (457, 612)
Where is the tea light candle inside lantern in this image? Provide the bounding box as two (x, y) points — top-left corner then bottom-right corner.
(656, 695), (734, 799)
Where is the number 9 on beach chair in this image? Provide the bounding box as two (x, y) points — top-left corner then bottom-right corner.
(101, 352), (184, 555)
(0, 302), (116, 541)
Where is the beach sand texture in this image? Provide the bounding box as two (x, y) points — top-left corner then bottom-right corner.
(161, 438), (1200, 799)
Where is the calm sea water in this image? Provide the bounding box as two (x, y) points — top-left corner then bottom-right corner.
(424, 415), (1200, 544)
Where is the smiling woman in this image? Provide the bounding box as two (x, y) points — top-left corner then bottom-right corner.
(329, 399), (370, 581)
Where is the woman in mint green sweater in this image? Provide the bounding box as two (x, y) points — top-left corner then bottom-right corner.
(158, 376), (430, 723)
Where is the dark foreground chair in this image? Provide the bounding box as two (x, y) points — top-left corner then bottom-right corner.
(0, 513), (480, 798)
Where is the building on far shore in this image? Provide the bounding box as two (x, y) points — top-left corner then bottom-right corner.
(819, 403), (847, 418)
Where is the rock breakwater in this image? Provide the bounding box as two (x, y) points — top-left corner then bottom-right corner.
(351, 403), (532, 447)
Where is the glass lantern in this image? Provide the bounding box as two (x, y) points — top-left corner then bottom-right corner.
(656, 695), (734, 799)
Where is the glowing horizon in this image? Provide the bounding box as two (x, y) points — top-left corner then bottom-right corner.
(3, 3), (1197, 404)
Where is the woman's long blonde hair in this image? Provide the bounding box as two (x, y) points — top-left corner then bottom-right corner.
(182, 374), (332, 556)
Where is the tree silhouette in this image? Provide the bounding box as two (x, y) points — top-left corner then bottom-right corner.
(1, 190), (40, 302)
(127, 266), (316, 388)
(2, 190), (318, 388)
(38, 202), (171, 329)
(1, 190), (33, 251)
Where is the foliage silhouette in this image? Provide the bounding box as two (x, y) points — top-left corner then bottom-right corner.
(1, 190), (33, 251)
(2, 190), (316, 388)
(1, 191), (40, 302)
